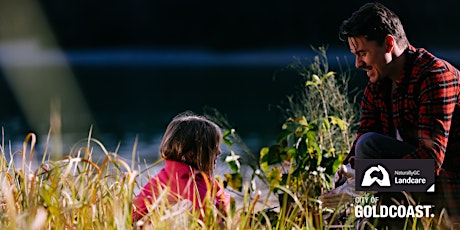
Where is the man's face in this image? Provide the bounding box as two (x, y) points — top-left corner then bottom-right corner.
(348, 36), (389, 83)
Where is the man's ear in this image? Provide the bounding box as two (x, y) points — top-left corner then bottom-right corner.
(384, 35), (395, 53)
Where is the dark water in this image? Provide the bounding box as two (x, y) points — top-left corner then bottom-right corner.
(3, 47), (460, 181)
(14, 47), (460, 162)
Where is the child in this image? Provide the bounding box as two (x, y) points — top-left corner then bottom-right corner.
(132, 112), (231, 222)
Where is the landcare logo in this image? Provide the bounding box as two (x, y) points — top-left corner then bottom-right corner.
(361, 165), (391, 187)
(355, 159), (435, 192)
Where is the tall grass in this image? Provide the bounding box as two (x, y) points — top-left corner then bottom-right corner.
(0, 130), (138, 229)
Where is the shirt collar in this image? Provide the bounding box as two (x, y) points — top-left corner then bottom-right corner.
(396, 45), (417, 85)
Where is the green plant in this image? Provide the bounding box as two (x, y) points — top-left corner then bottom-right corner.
(265, 47), (356, 183)
(254, 46), (361, 228)
(280, 46), (360, 152)
(260, 115), (342, 195)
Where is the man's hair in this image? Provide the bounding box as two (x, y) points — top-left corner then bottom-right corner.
(339, 2), (409, 48)
(160, 111), (221, 176)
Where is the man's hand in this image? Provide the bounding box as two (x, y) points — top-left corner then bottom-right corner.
(319, 163), (360, 208)
(334, 163), (355, 187)
(319, 178), (357, 207)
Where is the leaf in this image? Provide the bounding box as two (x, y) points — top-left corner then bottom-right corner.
(260, 145), (286, 169)
(294, 116), (308, 125)
(223, 137), (233, 146)
(266, 167), (282, 188)
(223, 129), (233, 137)
(276, 129), (292, 144)
(312, 74), (320, 82)
(282, 120), (299, 133)
(329, 116), (348, 131)
(316, 148), (322, 166)
(306, 130), (316, 143)
(222, 129), (235, 146)
(321, 71), (336, 81)
(259, 147), (270, 172)
(286, 133), (296, 149)
(326, 147), (336, 157)
(224, 173), (243, 191)
(321, 118), (331, 131)
(225, 150), (241, 173)
(307, 142), (322, 166)
(332, 158), (342, 174)
(226, 161), (239, 174)
(305, 81), (318, 89)
(286, 148), (297, 160)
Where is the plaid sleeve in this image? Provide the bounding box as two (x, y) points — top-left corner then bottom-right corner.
(402, 64), (459, 168)
(344, 83), (386, 164)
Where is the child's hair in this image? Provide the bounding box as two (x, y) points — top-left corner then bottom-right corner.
(160, 111), (222, 176)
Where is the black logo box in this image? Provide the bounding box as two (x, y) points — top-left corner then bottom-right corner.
(355, 159), (435, 192)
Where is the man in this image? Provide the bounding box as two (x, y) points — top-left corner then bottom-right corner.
(320, 2), (460, 225)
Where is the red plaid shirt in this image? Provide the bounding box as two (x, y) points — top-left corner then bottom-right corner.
(346, 45), (460, 220)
